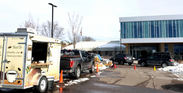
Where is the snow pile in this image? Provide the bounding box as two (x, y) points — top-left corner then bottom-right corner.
(158, 63), (183, 74)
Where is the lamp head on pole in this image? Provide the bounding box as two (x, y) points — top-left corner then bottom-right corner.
(48, 3), (57, 7)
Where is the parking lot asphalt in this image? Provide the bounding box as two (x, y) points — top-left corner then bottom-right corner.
(99, 64), (183, 93)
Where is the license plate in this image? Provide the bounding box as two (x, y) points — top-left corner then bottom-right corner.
(129, 58), (131, 60)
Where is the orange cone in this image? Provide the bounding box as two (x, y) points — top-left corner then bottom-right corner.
(59, 70), (63, 83)
(134, 65), (136, 70)
(114, 64), (117, 69)
(60, 88), (63, 93)
(96, 64), (99, 73)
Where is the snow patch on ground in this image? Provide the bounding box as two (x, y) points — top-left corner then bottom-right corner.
(64, 78), (90, 87)
(158, 63), (183, 81)
(158, 64), (183, 73)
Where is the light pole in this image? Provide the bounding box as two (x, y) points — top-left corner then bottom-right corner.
(48, 3), (57, 38)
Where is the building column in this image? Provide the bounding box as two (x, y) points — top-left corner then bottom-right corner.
(159, 43), (165, 52)
(125, 44), (129, 54)
(168, 44), (174, 57)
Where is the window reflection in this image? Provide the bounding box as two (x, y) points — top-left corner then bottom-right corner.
(120, 20), (183, 38)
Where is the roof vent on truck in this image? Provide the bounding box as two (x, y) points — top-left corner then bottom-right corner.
(16, 28), (37, 34)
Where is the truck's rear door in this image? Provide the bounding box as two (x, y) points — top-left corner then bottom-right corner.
(0, 36), (26, 88)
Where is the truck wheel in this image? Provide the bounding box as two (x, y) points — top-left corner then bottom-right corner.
(162, 62), (168, 68)
(140, 62), (146, 67)
(89, 64), (95, 73)
(35, 76), (47, 93)
(119, 60), (124, 65)
(75, 66), (81, 79)
(128, 63), (132, 65)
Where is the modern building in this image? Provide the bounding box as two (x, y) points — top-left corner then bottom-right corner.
(119, 14), (183, 59)
(63, 41), (125, 56)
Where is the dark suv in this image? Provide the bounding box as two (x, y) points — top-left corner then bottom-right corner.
(138, 52), (174, 67)
(110, 54), (134, 65)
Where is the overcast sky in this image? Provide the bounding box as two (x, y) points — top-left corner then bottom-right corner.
(1, 0), (183, 41)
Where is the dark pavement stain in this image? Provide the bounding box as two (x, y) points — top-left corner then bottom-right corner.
(161, 79), (183, 92)
(161, 84), (183, 92)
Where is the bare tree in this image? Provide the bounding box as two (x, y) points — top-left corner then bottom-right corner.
(40, 21), (64, 39)
(67, 12), (83, 49)
(21, 14), (64, 39)
(82, 36), (95, 41)
(20, 13), (39, 31)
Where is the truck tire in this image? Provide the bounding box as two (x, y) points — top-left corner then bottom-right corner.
(35, 76), (47, 93)
(89, 64), (95, 73)
(119, 60), (124, 65)
(140, 62), (146, 67)
(161, 62), (168, 68)
(74, 66), (81, 79)
(128, 63), (132, 65)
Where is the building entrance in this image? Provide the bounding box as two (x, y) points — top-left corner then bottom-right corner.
(129, 44), (158, 59)
(132, 49), (154, 59)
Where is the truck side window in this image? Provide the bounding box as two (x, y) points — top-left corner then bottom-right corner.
(82, 51), (87, 57)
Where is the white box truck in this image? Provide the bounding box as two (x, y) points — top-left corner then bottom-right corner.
(0, 28), (61, 92)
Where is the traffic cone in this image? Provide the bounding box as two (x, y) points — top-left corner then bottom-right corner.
(59, 70), (63, 83)
(154, 66), (156, 71)
(96, 64), (99, 73)
(60, 88), (63, 92)
(134, 65), (136, 70)
(114, 64), (117, 69)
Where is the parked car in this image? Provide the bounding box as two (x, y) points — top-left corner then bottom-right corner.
(138, 52), (174, 68)
(110, 54), (134, 65)
(60, 49), (94, 78)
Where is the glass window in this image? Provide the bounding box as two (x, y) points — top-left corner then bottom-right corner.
(130, 22), (133, 38)
(134, 22), (138, 38)
(128, 22), (130, 38)
(120, 19), (183, 39)
(142, 22), (145, 38)
(173, 20), (176, 37)
(138, 22), (142, 38)
(144, 21), (148, 38)
(166, 20), (169, 37)
(151, 21), (154, 38)
(156, 21), (160, 38)
(177, 20), (180, 37)
(168, 20), (173, 37)
(180, 20), (183, 37)
(165, 44), (168, 52)
(124, 22), (127, 38)
(121, 22), (124, 38)
(161, 21), (166, 38)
